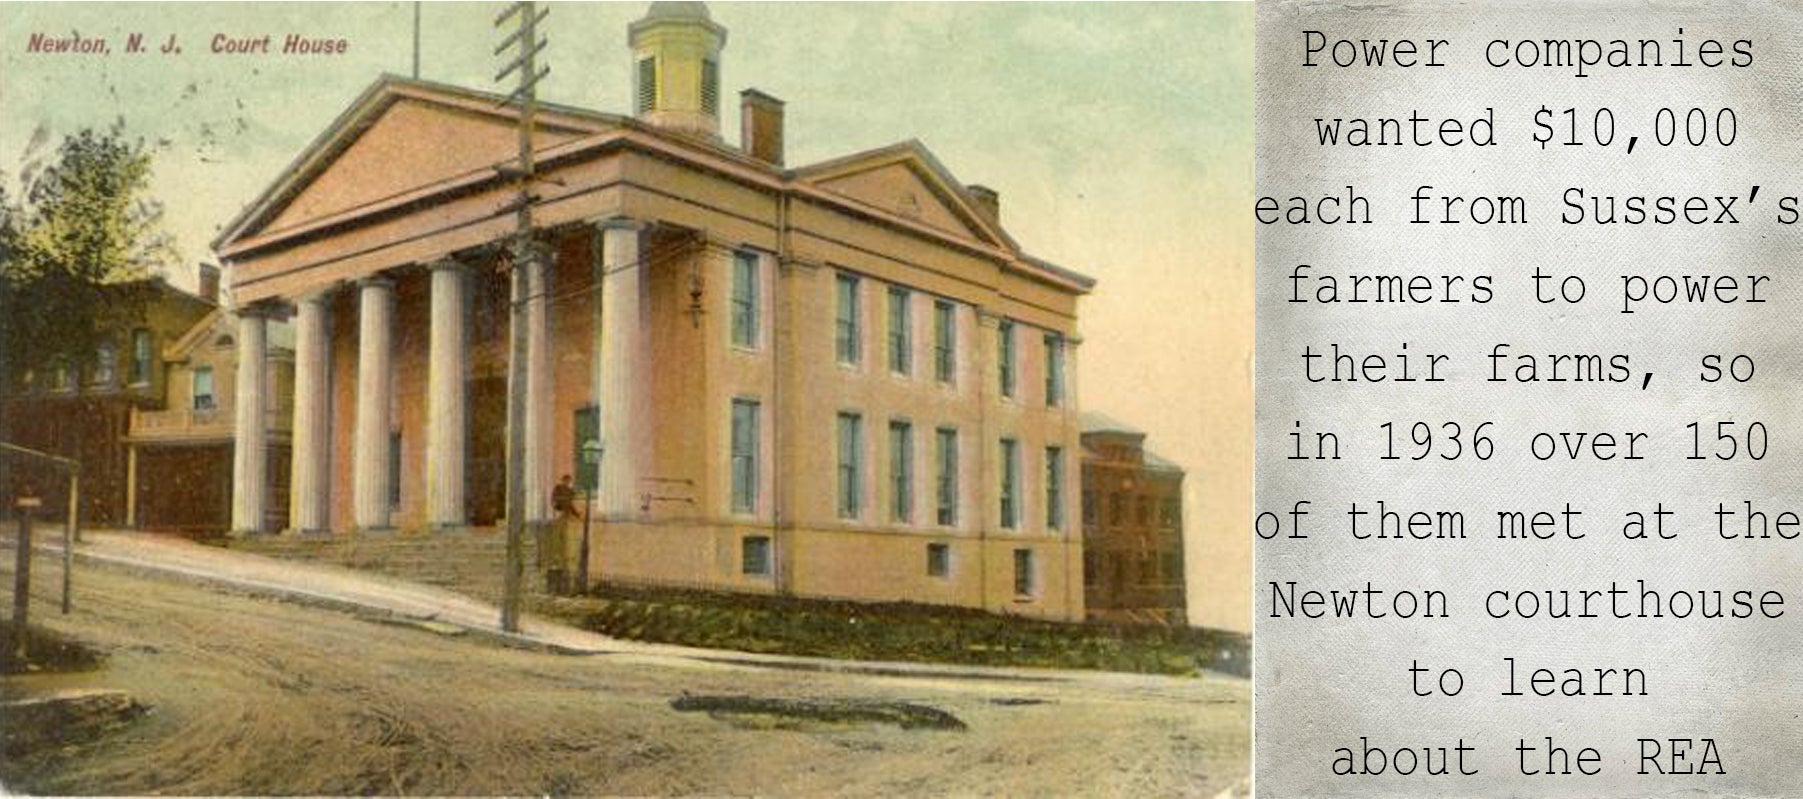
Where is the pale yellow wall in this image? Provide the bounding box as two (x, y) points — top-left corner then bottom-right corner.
(592, 169), (1087, 620)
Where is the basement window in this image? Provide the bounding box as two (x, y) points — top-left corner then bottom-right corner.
(926, 543), (950, 578)
(741, 535), (771, 576)
(1013, 548), (1037, 599)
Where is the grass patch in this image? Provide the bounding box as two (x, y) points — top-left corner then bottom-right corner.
(534, 583), (1248, 676)
(0, 620), (105, 674)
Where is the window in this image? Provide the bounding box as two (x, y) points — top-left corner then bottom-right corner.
(1083, 551), (1100, 589)
(731, 399), (759, 513)
(1163, 552), (1183, 583)
(1045, 446), (1065, 531)
(92, 341), (117, 386)
(1109, 493), (1124, 525)
(742, 535), (771, 576)
(998, 319), (1016, 398)
(192, 367), (215, 410)
(51, 359), (72, 392)
(731, 250), (759, 348)
(574, 405), (600, 493)
(935, 427), (958, 526)
(388, 430), (403, 509)
(636, 57), (657, 114)
(999, 438), (1019, 529)
(1083, 491), (1097, 525)
(887, 286), (911, 375)
(1044, 333), (1065, 407)
(933, 299), (956, 383)
(1138, 496), (1152, 526)
(701, 58), (720, 116)
(1013, 548), (1036, 598)
(889, 419), (913, 523)
(835, 273), (861, 365)
(837, 412), (863, 519)
(926, 543), (950, 578)
(1161, 498), (1181, 528)
(130, 328), (153, 385)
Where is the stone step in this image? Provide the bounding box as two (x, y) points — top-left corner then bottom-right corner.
(229, 530), (556, 606)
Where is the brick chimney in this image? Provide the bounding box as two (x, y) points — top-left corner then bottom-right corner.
(740, 89), (785, 166)
(196, 263), (221, 304)
(968, 185), (1000, 223)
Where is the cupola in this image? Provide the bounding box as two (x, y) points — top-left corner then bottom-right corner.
(629, 2), (727, 140)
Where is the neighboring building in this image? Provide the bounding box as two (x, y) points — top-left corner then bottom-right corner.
(1080, 412), (1187, 626)
(0, 269), (218, 525)
(213, 3), (1094, 620)
(124, 308), (295, 535)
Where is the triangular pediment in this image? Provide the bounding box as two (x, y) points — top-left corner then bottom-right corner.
(263, 99), (580, 233)
(219, 76), (617, 249)
(798, 141), (1014, 250)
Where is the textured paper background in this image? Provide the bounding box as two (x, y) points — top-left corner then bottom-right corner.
(1256, 0), (1803, 795)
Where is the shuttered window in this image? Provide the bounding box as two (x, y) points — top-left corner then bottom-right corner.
(889, 419), (913, 523)
(835, 273), (860, 365)
(837, 412), (863, 518)
(888, 287), (911, 375)
(999, 438), (1019, 529)
(731, 399), (759, 513)
(935, 427), (958, 526)
(998, 319), (1016, 398)
(701, 58), (720, 116)
(636, 57), (657, 114)
(731, 250), (758, 348)
(933, 300), (955, 383)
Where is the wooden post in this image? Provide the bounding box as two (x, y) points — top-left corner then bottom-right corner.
(69, 472), (81, 544)
(62, 472), (76, 614)
(577, 493), (592, 593)
(11, 496), (39, 664)
(124, 445), (137, 529)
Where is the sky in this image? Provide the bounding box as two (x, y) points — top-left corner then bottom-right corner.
(0, 1), (1254, 631)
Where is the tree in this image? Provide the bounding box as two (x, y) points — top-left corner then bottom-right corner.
(0, 122), (178, 393)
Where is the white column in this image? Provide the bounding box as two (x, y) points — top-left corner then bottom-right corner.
(523, 252), (554, 523)
(427, 261), (468, 527)
(598, 220), (650, 517)
(352, 276), (395, 530)
(288, 291), (331, 533)
(230, 308), (270, 534)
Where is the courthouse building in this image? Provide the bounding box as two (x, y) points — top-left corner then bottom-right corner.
(215, 2), (1094, 619)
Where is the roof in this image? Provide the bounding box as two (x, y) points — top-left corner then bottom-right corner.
(214, 75), (1095, 295)
(1080, 410), (1184, 474)
(1080, 410), (1145, 437)
(163, 308), (295, 362)
(1140, 449), (1184, 473)
(211, 74), (623, 252)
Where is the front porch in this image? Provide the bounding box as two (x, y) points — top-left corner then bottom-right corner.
(126, 406), (291, 537)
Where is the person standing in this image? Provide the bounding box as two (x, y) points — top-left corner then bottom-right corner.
(549, 474), (579, 594)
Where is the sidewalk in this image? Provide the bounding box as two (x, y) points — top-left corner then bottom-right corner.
(14, 529), (1213, 689)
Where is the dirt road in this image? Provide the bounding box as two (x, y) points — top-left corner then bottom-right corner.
(0, 553), (1247, 796)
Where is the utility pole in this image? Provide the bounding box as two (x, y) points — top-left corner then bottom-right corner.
(494, 0), (548, 633)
